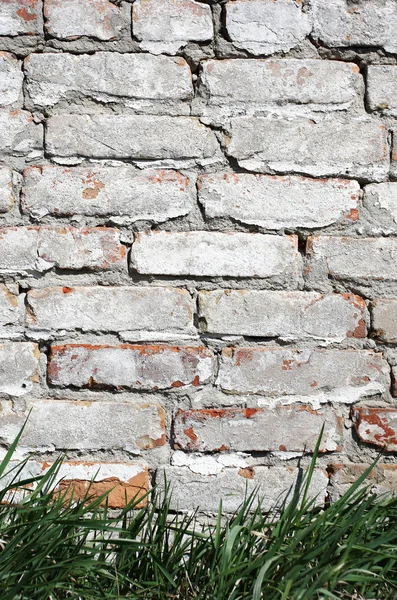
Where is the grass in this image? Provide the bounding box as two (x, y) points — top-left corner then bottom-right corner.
(0, 427), (397, 599)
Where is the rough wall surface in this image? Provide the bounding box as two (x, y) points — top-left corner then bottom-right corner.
(1, 0), (397, 511)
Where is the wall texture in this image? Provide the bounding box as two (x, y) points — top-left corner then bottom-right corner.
(1, 0), (397, 511)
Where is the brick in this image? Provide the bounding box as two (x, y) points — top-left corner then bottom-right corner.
(24, 53), (193, 114)
(133, 0), (213, 55)
(367, 66), (397, 115)
(0, 284), (23, 332)
(371, 299), (397, 343)
(0, 398), (166, 451)
(199, 59), (362, 122)
(22, 166), (194, 222)
(48, 344), (215, 390)
(0, 53), (23, 106)
(47, 462), (148, 508)
(0, 227), (124, 273)
(37, 227), (126, 271)
(1, 460), (149, 509)
(308, 236), (397, 287)
(352, 407), (397, 450)
(44, 0), (129, 41)
(312, 0), (397, 53)
(363, 183), (397, 235)
(391, 131), (397, 179)
(0, 0), (43, 36)
(0, 109), (42, 157)
(218, 348), (389, 401)
(226, 117), (388, 181)
(26, 286), (195, 336)
(158, 466), (328, 512)
(0, 342), (39, 396)
(225, 0), (311, 55)
(0, 168), (15, 213)
(199, 290), (367, 341)
(198, 173), (360, 230)
(131, 232), (300, 281)
(45, 115), (221, 167)
(329, 463), (397, 498)
(174, 406), (342, 453)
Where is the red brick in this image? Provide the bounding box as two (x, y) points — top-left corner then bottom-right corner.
(352, 407), (397, 450)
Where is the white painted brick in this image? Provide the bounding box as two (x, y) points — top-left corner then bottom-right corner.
(26, 286), (195, 336)
(37, 227), (126, 270)
(199, 59), (362, 123)
(44, 0), (129, 41)
(199, 290), (366, 341)
(131, 231), (300, 281)
(0, 168), (15, 213)
(24, 53), (193, 114)
(0, 284), (23, 333)
(46, 115), (222, 168)
(218, 348), (389, 403)
(0, 227), (38, 273)
(367, 66), (397, 115)
(174, 406), (342, 453)
(0, 342), (39, 397)
(198, 173), (359, 229)
(225, 0), (311, 55)
(22, 166), (194, 222)
(226, 117), (388, 181)
(48, 344), (215, 390)
(352, 407), (397, 451)
(0, 399), (166, 451)
(0, 52), (23, 106)
(0, 110), (42, 158)
(371, 299), (397, 343)
(312, 0), (397, 53)
(308, 236), (397, 286)
(363, 183), (397, 235)
(0, 0), (43, 36)
(133, 0), (213, 55)
(158, 466), (328, 512)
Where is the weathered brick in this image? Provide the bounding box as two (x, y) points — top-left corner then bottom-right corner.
(199, 290), (366, 341)
(0, 109), (42, 157)
(226, 117), (388, 180)
(199, 59), (362, 123)
(225, 0), (311, 55)
(352, 407), (397, 450)
(0, 0), (43, 36)
(22, 166), (194, 222)
(131, 232), (300, 281)
(158, 466), (328, 512)
(37, 227), (126, 271)
(0, 398), (166, 451)
(46, 115), (221, 167)
(390, 131), (397, 179)
(329, 463), (397, 498)
(0, 52), (23, 106)
(44, 0), (129, 40)
(48, 344), (215, 390)
(0, 284), (23, 332)
(371, 299), (397, 343)
(218, 348), (388, 401)
(312, 0), (397, 53)
(133, 0), (213, 55)
(0, 342), (39, 396)
(308, 236), (397, 288)
(174, 406), (342, 453)
(47, 462), (148, 508)
(26, 286), (195, 336)
(367, 66), (397, 115)
(198, 173), (360, 230)
(1, 460), (149, 509)
(0, 227), (124, 273)
(363, 183), (397, 235)
(24, 53), (193, 114)
(0, 168), (15, 213)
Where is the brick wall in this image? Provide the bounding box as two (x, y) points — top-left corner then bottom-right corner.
(1, 0), (397, 511)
